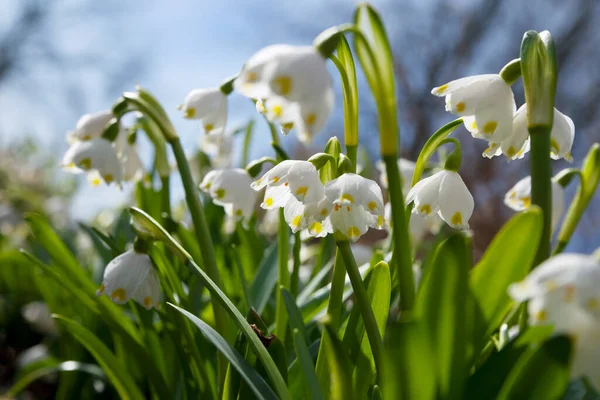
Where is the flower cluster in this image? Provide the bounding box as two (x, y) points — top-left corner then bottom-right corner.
(251, 160), (385, 241)
(432, 75), (575, 162)
(509, 253), (600, 390)
(62, 110), (145, 187)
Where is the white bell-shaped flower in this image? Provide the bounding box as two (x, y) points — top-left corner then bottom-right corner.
(504, 176), (565, 232)
(432, 74), (515, 142)
(406, 169), (474, 230)
(181, 88), (228, 135)
(97, 249), (160, 310)
(62, 138), (123, 187)
(120, 144), (145, 182)
(508, 253), (600, 391)
(235, 44), (333, 144)
(200, 168), (257, 224)
(484, 105), (574, 162)
(70, 110), (114, 141)
(376, 158), (416, 192)
(199, 132), (233, 168)
(323, 173), (386, 242)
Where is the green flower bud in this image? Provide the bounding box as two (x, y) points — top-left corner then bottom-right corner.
(245, 156), (277, 178)
(307, 152), (335, 170)
(520, 30), (558, 128)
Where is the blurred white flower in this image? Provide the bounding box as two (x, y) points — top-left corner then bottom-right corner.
(235, 44), (334, 144)
(22, 302), (57, 335)
(120, 142), (145, 182)
(258, 208), (280, 236)
(200, 168), (257, 225)
(432, 74), (515, 143)
(406, 170), (474, 230)
(199, 132), (233, 168)
(385, 202), (441, 245)
(62, 138), (123, 187)
(509, 253), (600, 391)
(181, 88), (228, 135)
(97, 249), (161, 310)
(484, 105), (575, 162)
(324, 173), (386, 242)
(69, 110), (114, 141)
(376, 158), (416, 192)
(504, 176), (565, 232)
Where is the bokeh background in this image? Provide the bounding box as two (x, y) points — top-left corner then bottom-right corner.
(0, 0), (599, 251)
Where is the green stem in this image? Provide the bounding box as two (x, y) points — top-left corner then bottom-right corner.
(347, 145), (358, 173)
(160, 176), (172, 230)
(291, 232), (301, 297)
(168, 137), (230, 386)
(275, 209), (290, 341)
(241, 120), (254, 167)
(529, 126), (552, 267)
(383, 155), (415, 311)
(314, 249), (346, 397)
(336, 240), (384, 379)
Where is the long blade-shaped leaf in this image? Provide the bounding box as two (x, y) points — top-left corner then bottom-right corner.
(170, 304), (278, 400)
(53, 315), (145, 400)
(417, 234), (470, 399)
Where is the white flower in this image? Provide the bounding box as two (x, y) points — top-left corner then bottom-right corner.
(181, 88), (228, 135)
(22, 302), (57, 335)
(258, 208), (280, 236)
(324, 173), (386, 242)
(62, 138), (123, 187)
(504, 176), (565, 232)
(508, 253), (600, 391)
(432, 74), (515, 142)
(235, 44), (334, 144)
(376, 158), (416, 192)
(484, 105), (575, 162)
(199, 132), (233, 168)
(406, 169), (474, 230)
(200, 168), (257, 225)
(251, 160), (331, 236)
(70, 110), (114, 141)
(97, 249), (161, 310)
(120, 142), (145, 182)
(385, 202), (441, 245)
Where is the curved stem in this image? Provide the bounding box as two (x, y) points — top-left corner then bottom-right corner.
(529, 126), (552, 267)
(336, 240), (384, 379)
(383, 155), (415, 311)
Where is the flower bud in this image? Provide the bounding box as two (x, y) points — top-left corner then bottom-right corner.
(307, 152), (335, 170)
(520, 30), (558, 128)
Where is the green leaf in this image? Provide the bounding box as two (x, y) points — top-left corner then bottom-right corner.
(249, 243), (279, 314)
(170, 304), (279, 400)
(8, 360), (105, 396)
(411, 119), (463, 186)
(292, 329), (325, 400)
(470, 208), (543, 352)
(383, 320), (436, 400)
(322, 323), (354, 400)
(342, 261), (391, 397)
(129, 208), (291, 400)
(282, 288), (309, 342)
(416, 234), (470, 399)
(53, 315), (145, 400)
(288, 339), (321, 400)
(498, 336), (572, 400)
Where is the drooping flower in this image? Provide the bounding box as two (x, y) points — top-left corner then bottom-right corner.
(432, 74), (515, 142)
(484, 105), (575, 162)
(324, 173), (386, 242)
(70, 110), (114, 141)
(376, 158), (416, 192)
(508, 253), (600, 391)
(199, 131), (233, 168)
(181, 88), (228, 135)
(118, 139), (145, 182)
(97, 249), (161, 310)
(251, 160), (331, 236)
(406, 169), (474, 230)
(504, 176), (565, 232)
(62, 138), (123, 187)
(200, 168), (257, 225)
(235, 44), (334, 144)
